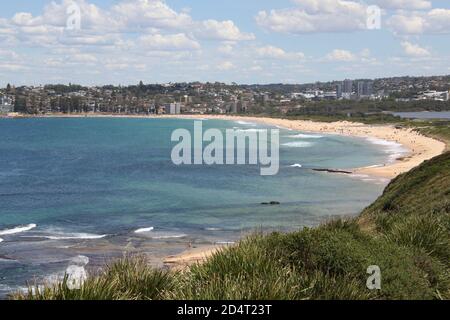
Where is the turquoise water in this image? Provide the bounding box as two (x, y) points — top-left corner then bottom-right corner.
(0, 117), (391, 295)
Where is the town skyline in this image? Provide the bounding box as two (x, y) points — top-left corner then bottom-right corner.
(2, 74), (449, 116)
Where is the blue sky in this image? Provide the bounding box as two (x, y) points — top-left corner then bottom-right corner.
(1, 0), (450, 86)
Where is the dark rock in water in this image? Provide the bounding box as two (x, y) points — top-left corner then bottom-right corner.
(261, 201), (281, 205)
(313, 168), (352, 174)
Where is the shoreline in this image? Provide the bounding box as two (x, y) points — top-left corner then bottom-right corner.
(7, 112), (445, 179)
(2, 113), (448, 277)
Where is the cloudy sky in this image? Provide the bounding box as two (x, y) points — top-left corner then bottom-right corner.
(1, 0), (450, 86)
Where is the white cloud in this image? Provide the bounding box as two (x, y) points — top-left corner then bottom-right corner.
(255, 45), (305, 60)
(0, 63), (28, 71)
(326, 49), (356, 61)
(256, 0), (367, 34)
(217, 43), (234, 55)
(374, 0), (431, 10)
(111, 0), (192, 30)
(216, 61), (235, 71)
(196, 20), (255, 41)
(389, 9), (450, 34)
(2, 0), (253, 49)
(138, 33), (200, 51)
(11, 12), (39, 26)
(70, 53), (98, 63)
(400, 41), (430, 57)
(0, 49), (20, 60)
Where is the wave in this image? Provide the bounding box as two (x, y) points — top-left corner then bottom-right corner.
(150, 234), (187, 239)
(0, 224), (37, 236)
(275, 125), (292, 131)
(39, 233), (107, 240)
(235, 120), (257, 126)
(215, 241), (235, 245)
(205, 227), (222, 231)
(286, 133), (323, 139)
(0, 238), (3, 243)
(134, 227), (154, 234)
(282, 141), (314, 148)
(235, 128), (265, 133)
(350, 174), (390, 185)
(366, 137), (409, 162)
(290, 164), (303, 168)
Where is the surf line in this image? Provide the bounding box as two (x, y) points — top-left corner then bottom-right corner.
(171, 121), (280, 176)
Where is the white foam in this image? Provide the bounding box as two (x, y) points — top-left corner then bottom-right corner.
(275, 125), (292, 131)
(286, 133), (323, 139)
(0, 238), (3, 243)
(0, 224), (37, 236)
(366, 137), (409, 163)
(282, 141), (314, 148)
(134, 227), (154, 234)
(205, 227), (222, 231)
(290, 164), (303, 168)
(235, 128), (265, 133)
(150, 234), (187, 239)
(42, 233), (107, 240)
(349, 174), (390, 185)
(235, 120), (257, 126)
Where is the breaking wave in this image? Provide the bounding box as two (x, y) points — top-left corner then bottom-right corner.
(286, 133), (323, 139)
(282, 141), (314, 148)
(134, 227), (154, 234)
(235, 120), (257, 126)
(41, 233), (107, 240)
(0, 224), (37, 236)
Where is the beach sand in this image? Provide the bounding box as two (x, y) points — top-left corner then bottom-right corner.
(163, 245), (227, 271)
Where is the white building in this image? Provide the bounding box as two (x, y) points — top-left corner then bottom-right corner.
(418, 90), (450, 101)
(0, 95), (14, 114)
(166, 102), (182, 114)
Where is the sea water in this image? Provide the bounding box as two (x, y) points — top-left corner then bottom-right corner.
(0, 117), (401, 296)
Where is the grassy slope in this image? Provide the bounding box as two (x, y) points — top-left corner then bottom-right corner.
(13, 153), (450, 300)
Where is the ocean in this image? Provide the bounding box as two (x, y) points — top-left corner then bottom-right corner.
(0, 117), (402, 296)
